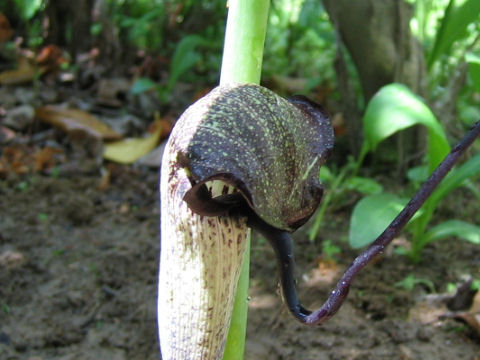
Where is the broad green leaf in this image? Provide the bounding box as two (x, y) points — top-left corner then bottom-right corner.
(90, 23), (104, 36)
(19, 0), (43, 19)
(131, 77), (157, 95)
(345, 176), (383, 195)
(349, 194), (409, 248)
(423, 220), (480, 245)
(463, 179), (480, 201)
(426, 0), (455, 68)
(466, 52), (480, 92)
(394, 274), (436, 293)
(167, 35), (209, 92)
(430, 151), (480, 205)
(407, 165), (429, 183)
(427, 0), (480, 69)
(363, 83), (450, 173)
(319, 166), (334, 183)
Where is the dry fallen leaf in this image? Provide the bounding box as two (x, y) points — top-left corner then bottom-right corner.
(0, 57), (40, 85)
(0, 12), (13, 42)
(454, 312), (480, 335)
(450, 290), (480, 336)
(96, 78), (131, 107)
(0, 145), (65, 177)
(35, 105), (122, 140)
(408, 298), (448, 325)
(98, 168), (111, 192)
(471, 289), (480, 313)
(158, 114), (173, 139)
(0, 125), (16, 144)
(303, 259), (342, 288)
(36, 44), (68, 74)
(36, 45), (66, 65)
(103, 119), (163, 164)
(34, 147), (63, 172)
(408, 280), (480, 337)
(137, 141), (166, 168)
(0, 249), (27, 269)
(0, 145), (31, 176)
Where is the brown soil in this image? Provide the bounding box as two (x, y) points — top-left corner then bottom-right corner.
(1, 172), (479, 360)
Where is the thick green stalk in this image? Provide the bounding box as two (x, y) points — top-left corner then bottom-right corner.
(220, 0), (270, 85)
(220, 1), (270, 359)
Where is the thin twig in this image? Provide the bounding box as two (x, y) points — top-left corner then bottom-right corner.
(301, 120), (480, 325)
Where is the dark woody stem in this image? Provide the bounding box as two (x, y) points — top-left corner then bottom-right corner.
(252, 120), (480, 325)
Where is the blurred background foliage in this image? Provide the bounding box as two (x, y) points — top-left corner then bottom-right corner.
(1, 0), (479, 159)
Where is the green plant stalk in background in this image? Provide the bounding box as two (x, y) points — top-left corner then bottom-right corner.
(219, 0), (270, 85)
(219, 1), (270, 359)
(308, 165), (349, 242)
(309, 157), (383, 242)
(408, 151), (480, 262)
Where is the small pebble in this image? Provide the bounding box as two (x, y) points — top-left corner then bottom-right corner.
(416, 326), (432, 342)
(4, 105), (35, 130)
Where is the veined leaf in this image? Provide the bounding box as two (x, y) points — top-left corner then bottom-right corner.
(319, 166), (334, 183)
(427, 0), (480, 69)
(430, 151), (480, 205)
(407, 165), (429, 183)
(349, 193), (410, 248)
(463, 179), (480, 201)
(19, 0), (43, 19)
(466, 52), (480, 92)
(363, 83), (450, 173)
(423, 220), (480, 245)
(131, 77), (157, 95)
(344, 176), (383, 195)
(167, 35), (209, 92)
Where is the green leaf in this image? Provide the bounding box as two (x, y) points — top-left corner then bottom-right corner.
(430, 151), (480, 205)
(167, 35), (209, 92)
(363, 83), (450, 173)
(321, 239), (341, 260)
(423, 220), (480, 245)
(130, 77), (157, 95)
(394, 274), (435, 293)
(344, 176), (383, 195)
(466, 52), (480, 92)
(463, 179), (480, 201)
(90, 23), (104, 37)
(349, 194), (409, 248)
(407, 165), (429, 183)
(20, 0), (43, 19)
(427, 0), (480, 69)
(319, 166), (334, 183)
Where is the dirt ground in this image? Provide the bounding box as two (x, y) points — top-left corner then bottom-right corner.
(0, 169), (479, 360)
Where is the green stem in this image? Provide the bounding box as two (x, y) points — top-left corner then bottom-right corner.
(309, 167), (347, 242)
(222, 238), (250, 359)
(220, 1), (270, 359)
(220, 0), (270, 85)
(408, 200), (436, 262)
